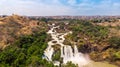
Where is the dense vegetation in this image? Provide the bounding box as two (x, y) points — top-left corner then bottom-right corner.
(0, 31), (56, 67)
(57, 19), (120, 66)
(69, 20), (109, 40)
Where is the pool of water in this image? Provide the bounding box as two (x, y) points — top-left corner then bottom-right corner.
(84, 61), (118, 67)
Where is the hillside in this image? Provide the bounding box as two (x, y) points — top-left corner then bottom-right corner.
(0, 15), (48, 49)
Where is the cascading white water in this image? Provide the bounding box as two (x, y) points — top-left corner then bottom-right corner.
(61, 45), (90, 67)
(44, 24), (90, 67)
(43, 23), (118, 67)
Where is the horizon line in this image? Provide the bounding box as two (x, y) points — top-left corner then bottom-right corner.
(1, 14), (120, 17)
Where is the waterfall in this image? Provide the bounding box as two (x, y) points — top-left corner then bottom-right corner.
(43, 24), (90, 67)
(62, 45), (74, 64)
(74, 45), (78, 54)
(61, 45), (90, 67)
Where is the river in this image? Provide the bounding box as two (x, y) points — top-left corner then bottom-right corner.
(43, 24), (117, 67)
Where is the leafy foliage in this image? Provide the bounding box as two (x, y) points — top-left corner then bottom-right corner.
(52, 50), (61, 61)
(69, 20), (109, 40)
(0, 31), (55, 67)
(114, 51), (120, 60)
(62, 62), (78, 67)
(109, 36), (120, 49)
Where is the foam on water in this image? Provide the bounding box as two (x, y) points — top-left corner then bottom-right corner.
(61, 45), (90, 67)
(44, 24), (90, 67)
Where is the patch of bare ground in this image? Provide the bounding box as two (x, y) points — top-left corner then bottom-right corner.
(109, 28), (120, 37)
(0, 21), (5, 25)
(97, 21), (120, 27)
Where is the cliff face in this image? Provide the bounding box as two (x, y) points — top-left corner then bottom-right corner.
(0, 15), (47, 49)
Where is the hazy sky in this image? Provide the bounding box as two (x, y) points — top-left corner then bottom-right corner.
(0, 0), (120, 16)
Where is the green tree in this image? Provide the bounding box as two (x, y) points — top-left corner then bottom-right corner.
(109, 36), (120, 48)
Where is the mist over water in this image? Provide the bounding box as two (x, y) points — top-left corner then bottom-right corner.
(44, 24), (90, 67)
(43, 24), (117, 67)
(61, 45), (91, 66)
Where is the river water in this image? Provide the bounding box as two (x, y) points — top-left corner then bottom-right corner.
(43, 24), (117, 67)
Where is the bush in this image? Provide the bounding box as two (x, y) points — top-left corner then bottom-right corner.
(62, 61), (78, 67)
(109, 36), (120, 48)
(114, 51), (120, 60)
(52, 50), (61, 61)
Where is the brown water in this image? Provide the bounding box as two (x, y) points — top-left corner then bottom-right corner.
(84, 61), (118, 67)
